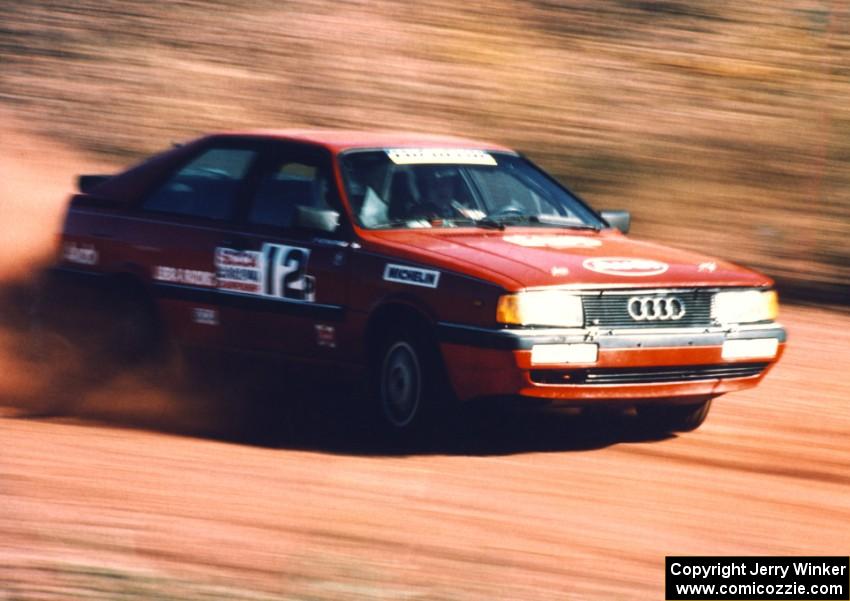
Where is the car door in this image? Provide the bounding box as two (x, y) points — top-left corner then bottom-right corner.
(122, 140), (262, 347)
(216, 143), (352, 361)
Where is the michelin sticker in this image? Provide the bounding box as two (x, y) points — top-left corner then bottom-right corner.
(383, 264), (440, 288)
(503, 234), (602, 249)
(215, 244), (315, 302)
(386, 148), (497, 166)
(583, 257), (669, 277)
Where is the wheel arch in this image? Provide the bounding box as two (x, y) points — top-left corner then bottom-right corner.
(99, 263), (160, 310)
(363, 298), (457, 435)
(101, 261), (151, 291)
(364, 299), (437, 361)
(101, 267), (166, 346)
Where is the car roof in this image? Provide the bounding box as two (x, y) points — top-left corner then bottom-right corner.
(214, 129), (514, 153)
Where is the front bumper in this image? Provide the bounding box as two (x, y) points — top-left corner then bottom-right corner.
(437, 322), (786, 403)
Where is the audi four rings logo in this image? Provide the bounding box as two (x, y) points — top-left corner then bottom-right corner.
(627, 296), (687, 321)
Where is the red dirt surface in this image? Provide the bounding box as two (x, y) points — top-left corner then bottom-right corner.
(0, 305), (848, 600)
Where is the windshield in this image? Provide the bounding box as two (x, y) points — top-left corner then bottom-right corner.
(339, 149), (605, 230)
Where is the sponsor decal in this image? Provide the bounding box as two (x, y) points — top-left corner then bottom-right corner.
(383, 263), (440, 288)
(550, 266), (569, 277)
(583, 257), (669, 277)
(215, 248), (264, 294)
(503, 234), (602, 249)
(315, 324), (337, 348)
(215, 247), (262, 268)
(698, 261), (717, 273)
(386, 148), (497, 166)
(215, 244), (315, 302)
(62, 242), (99, 266)
(191, 307), (219, 326)
(154, 266), (216, 286)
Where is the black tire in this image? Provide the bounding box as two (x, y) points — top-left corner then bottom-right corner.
(30, 273), (162, 364)
(23, 273), (171, 417)
(24, 271), (102, 416)
(638, 398), (713, 433)
(370, 322), (450, 441)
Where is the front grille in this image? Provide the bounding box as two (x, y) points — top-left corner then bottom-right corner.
(530, 363), (769, 385)
(582, 289), (714, 329)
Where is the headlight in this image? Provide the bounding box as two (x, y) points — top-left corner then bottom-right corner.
(496, 290), (583, 327)
(713, 289), (778, 324)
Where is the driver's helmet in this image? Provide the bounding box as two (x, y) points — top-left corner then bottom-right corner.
(422, 167), (459, 207)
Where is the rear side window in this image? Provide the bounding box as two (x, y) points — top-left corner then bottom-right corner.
(248, 159), (334, 228)
(143, 148), (256, 220)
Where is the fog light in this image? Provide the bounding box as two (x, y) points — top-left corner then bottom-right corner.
(721, 338), (779, 360)
(530, 343), (598, 365)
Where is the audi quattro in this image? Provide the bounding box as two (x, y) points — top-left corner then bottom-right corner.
(56, 130), (786, 435)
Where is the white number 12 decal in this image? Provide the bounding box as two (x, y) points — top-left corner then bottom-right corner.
(263, 244), (316, 302)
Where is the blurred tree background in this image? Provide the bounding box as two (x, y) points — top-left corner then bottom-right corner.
(1, 0), (847, 299)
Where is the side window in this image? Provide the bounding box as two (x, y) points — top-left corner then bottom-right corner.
(143, 148), (256, 220)
(248, 158), (333, 228)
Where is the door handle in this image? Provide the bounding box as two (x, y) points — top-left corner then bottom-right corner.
(311, 237), (350, 248)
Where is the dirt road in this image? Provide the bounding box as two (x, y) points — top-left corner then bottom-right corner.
(0, 304), (848, 600)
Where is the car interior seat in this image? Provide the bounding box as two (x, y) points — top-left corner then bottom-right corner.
(387, 170), (419, 221)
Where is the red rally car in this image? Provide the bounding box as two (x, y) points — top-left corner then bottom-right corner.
(55, 130), (786, 435)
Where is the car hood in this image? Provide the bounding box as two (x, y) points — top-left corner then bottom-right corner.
(359, 228), (772, 290)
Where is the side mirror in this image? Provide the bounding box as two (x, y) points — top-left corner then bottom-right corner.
(600, 210), (631, 234)
(294, 205), (340, 234)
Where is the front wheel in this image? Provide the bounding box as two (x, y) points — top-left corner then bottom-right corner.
(380, 340), (424, 429)
(637, 398), (713, 433)
(371, 325), (449, 441)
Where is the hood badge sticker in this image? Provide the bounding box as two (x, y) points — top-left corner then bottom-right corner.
(503, 234), (602, 249)
(583, 257), (669, 277)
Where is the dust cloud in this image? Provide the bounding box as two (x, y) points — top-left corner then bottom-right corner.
(0, 114), (225, 433)
(0, 114), (93, 403)
(0, 113), (110, 280)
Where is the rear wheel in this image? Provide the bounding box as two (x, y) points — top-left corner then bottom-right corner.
(102, 284), (162, 363)
(638, 398), (713, 432)
(24, 273), (164, 415)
